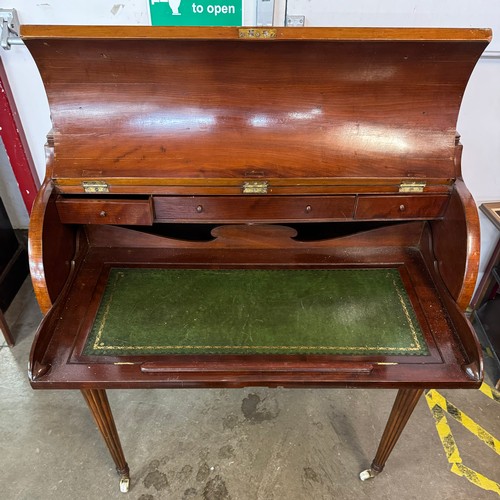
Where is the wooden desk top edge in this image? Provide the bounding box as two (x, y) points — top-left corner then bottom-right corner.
(20, 25), (492, 42)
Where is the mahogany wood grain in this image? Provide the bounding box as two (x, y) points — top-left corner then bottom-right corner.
(28, 248), (87, 382)
(140, 360), (374, 374)
(370, 388), (424, 473)
(81, 389), (129, 481)
(430, 179), (481, 310)
(85, 221), (426, 249)
(419, 222), (483, 380)
(153, 195), (355, 222)
(355, 195), (449, 220)
(454, 137), (464, 179)
(21, 26), (492, 41)
(29, 175), (78, 313)
(56, 197), (153, 225)
(22, 28), (489, 188)
(52, 178), (454, 196)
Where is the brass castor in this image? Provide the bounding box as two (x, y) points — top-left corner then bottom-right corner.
(119, 476), (130, 493)
(359, 468), (379, 481)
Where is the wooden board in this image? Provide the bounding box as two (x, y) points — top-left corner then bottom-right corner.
(22, 27), (491, 192)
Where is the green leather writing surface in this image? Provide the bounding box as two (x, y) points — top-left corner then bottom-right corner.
(83, 268), (429, 356)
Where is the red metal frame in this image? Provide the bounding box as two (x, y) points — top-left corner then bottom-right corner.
(0, 57), (40, 213)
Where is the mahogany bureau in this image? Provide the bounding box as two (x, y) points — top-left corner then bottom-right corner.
(22, 26), (491, 492)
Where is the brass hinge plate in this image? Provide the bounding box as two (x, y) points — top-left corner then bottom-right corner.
(399, 181), (426, 193)
(242, 181), (269, 194)
(82, 180), (109, 193)
(239, 28), (277, 39)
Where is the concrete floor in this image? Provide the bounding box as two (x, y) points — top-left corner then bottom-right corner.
(1, 279), (499, 500)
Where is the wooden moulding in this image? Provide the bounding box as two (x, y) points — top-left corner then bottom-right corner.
(51, 179), (455, 197)
(20, 26), (492, 41)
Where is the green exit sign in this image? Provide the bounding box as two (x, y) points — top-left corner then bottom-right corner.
(149, 0), (243, 26)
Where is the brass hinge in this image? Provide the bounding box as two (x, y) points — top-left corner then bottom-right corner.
(239, 28), (277, 39)
(82, 180), (109, 193)
(242, 181), (269, 194)
(399, 181), (426, 193)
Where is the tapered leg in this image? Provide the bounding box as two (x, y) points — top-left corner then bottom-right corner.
(81, 389), (130, 492)
(360, 388), (424, 480)
(0, 310), (15, 346)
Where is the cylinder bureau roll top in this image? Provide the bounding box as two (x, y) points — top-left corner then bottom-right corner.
(21, 26), (491, 194)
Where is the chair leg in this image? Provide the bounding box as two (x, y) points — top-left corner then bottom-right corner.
(360, 388), (424, 480)
(81, 389), (130, 492)
(0, 309), (15, 346)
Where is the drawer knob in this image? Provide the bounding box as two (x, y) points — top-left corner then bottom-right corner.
(399, 204), (406, 212)
(305, 205), (312, 213)
(99, 210), (107, 217)
(196, 205), (204, 213)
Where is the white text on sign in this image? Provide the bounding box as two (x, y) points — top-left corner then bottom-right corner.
(192, 3), (236, 16)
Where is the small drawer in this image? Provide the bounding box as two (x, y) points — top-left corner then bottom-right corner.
(355, 195), (449, 220)
(56, 197), (153, 225)
(154, 196), (356, 222)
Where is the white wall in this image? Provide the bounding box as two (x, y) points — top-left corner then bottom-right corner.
(1, 0), (499, 280)
(286, 0), (500, 51)
(285, 0), (500, 282)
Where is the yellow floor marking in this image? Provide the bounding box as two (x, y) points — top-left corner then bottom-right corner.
(425, 384), (500, 496)
(480, 381), (500, 403)
(452, 463), (500, 494)
(427, 390), (500, 454)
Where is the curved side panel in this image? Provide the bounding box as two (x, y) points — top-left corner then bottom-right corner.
(420, 223), (482, 382)
(29, 153), (85, 382)
(28, 269), (76, 383)
(430, 179), (480, 311)
(29, 178), (78, 314)
(29, 179), (54, 314)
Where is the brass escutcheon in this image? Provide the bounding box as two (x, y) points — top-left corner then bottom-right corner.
(238, 28), (277, 39)
(242, 181), (269, 194)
